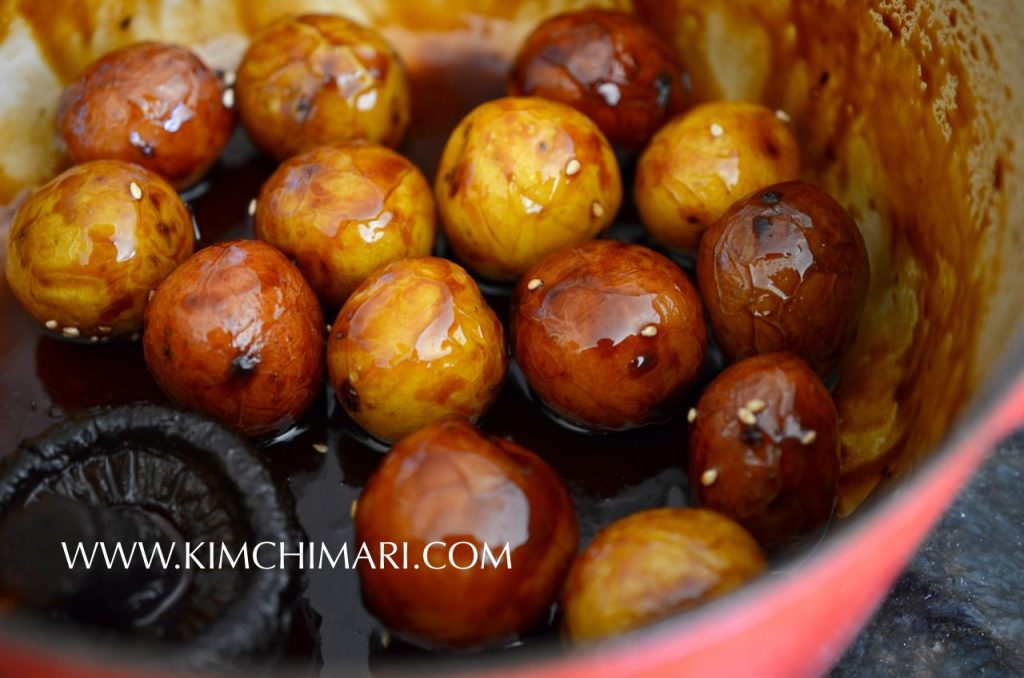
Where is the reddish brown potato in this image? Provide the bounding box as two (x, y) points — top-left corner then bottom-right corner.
(356, 417), (578, 648)
(327, 257), (507, 442)
(688, 352), (839, 547)
(143, 240), (324, 436)
(562, 508), (764, 643)
(697, 181), (869, 376)
(635, 101), (801, 252)
(511, 240), (706, 431)
(435, 97), (622, 281)
(254, 143), (436, 308)
(57, 42), (233, 189)
(235, 14), (411, 160)
(6, 160), (194, 339)
(509, 9), (688, 150)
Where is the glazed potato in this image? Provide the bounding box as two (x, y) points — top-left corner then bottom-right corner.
(356, 417), (578, 648)
(143, 240), (324, 437)
(327, 257), (507, 442)
(57, 42), (233, 189)
(511, 240), (706, 431)
(562, 508), (764, 643)
(509, 9), (689, 150)
(688, 353), (839, 547)
(635, 101), (800, 252)
(697, 181), (870, 376)
(254, 143), (436, 308)
(6, 160), (194, 339)
(235, 14), (411, 160)
(436, 97), (622, 281)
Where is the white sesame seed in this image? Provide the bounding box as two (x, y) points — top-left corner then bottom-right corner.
(62, 326), (80, 338)
(248, 198), (257, 216)
(147, 290), (155, 302)
(223, 71), (236, 86)
(591, 201), (605, 218)
(98, 325), (112, 334)
(380, 629), (391, 649)
(350, 498), (359, 518)
(687, 407), (698, 423)
(640, 324), (658, 337)
(326, 323), (332, 333)
(776, 109), (792, 123)
(44, 320), (58, 330)
(129, 182), (143, 200)
(130, 332), (140, 342)
(89, 336), (99, 343)
(701, 468), (719, 486)
(747, 398), (767, 413)
(801, 430), (818, 445)
(565, 158), (581, 176)
(313, 443), (328, 454)
(710, 123), (724, 138)
(738, 407), (757, 426)
(222, 88), (235, 109)
(527, 278), (543, 291)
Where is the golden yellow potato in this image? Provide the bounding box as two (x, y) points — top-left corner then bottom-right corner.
(327, 257), (507, 442)
(634, 101), (800, 252)
(235, 14), (411, 160)
(435, 96), (622, 281)
(254, 144), (436, 308)
(561, 508), (765, 643)
(6, 160), (194, 340)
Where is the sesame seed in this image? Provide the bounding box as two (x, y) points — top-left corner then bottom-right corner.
(776, 109), (792, 123)
(248, 198), (257, 216)
(747, 399), (767, 413)
(687, 408), (698, 423)
(98, 325), (112, 334)
(380, 629), (391, 649)
(710, 123), (724, 137)
(326, 323), (332, 333)
(129, 182), (143, 200)
(565, 158), (581, 176)
(640, 324), (658, 337)
(223, 71), (236, 86)
(350, 499), (359, 518)
(701, 468), (719, 486)
(527, 278), (543, 291)
(801, 430), (817, 445)
(147, 290), (155, 302)
(222, 88), (235, 108)
(738, 407), (757, 426)
(44, 320), (58, 330)
(591, 201), (605, 218)
(89, 336), (99, 343)
(313, 443), (328, 454)
(62, 327), (80, 338)
(130, 332), (140, 342)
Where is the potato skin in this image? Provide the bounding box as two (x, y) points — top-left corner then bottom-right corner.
(143, 240), (324, 437)
(435, 96), (622, 281)
(235, 14), (411, 160)
(562, 508), (764, 643)
(327, 257), (507, 442)
(356, 417), (578, 648)
(688, 353), (839, 547)
(697, 181), (869, 377)
(635, 101), (800, 252)
(511, 240), (706, 431)
(6, 160), (194, 339)
(57, 42), (233, 189)
(509, 9), (688, 150)
(254, 144), (436, 308)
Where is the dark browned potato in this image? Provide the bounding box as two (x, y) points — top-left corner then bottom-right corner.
(327, 257), (507, 442)
(561, 508), (764, 643)
(254, 143), (436, 308)
(511, 240), (706, 431)
(235, 14), (411, 160)
(143, 240), (324, 437)
(634, 101), (801, 253)
(697, 181), (870, 376)
(435, 96), (622, 281)
(6, 160), (194, 339)
(508, 9), (689, 150)
(688, 352), (839, 547)
(356, 417), (578, 648)
(57, 42), (234, 189)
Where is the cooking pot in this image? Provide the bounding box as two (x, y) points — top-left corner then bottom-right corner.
(0, 0), (1021, 675)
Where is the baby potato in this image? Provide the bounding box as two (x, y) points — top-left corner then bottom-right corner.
(436, 97), (622, 281)
(6, 160), (194, 339)
(562, 508), (765, 643)
(57, 42), (233, 189)
(327, 257), (507, 442)
(254, 143), (436, 308)
(635, 101), (800, 252)
(688, 352), (839, 547)
(509, 9), (689, 150)
(511, 240), (706, 431)
(356, 417), (578, 648)
(697, 181), (870, 377)
(143, 240), (324, 437)
(235, 14), (411, 160)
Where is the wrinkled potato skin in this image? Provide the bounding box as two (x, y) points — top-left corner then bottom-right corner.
(635, 101), (800, 252)
(509, 9), (688, 150)
(688, 353), (839, 547)
(562, 508), (764, 643)
(254, 144), (436, 308)
(57, 42), (233, 189)
(327, 257), (507, 442)
(511, 240), (706, 431)
(143, 240), (324, 437)
(236, 14), (411, 160)
(697, 181), (869, 376)
(436, 97), (622, 281)
(356, 418), (578, 648)
(6, 161), (194, 338)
